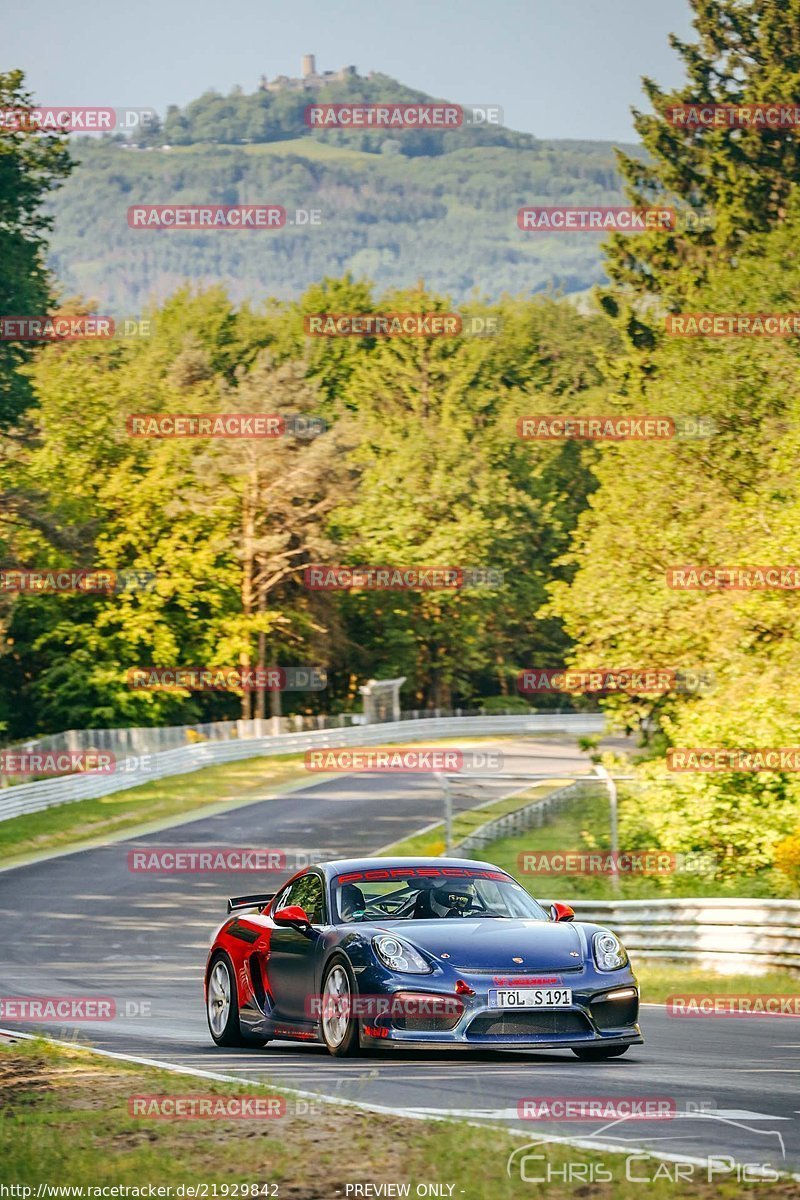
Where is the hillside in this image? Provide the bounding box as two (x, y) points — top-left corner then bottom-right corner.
(47, 76), (639, 312)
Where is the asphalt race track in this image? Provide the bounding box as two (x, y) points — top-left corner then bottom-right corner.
(1, 735), (798, 1178)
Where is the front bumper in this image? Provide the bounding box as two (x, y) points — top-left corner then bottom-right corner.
(356, 967), (642, 1050)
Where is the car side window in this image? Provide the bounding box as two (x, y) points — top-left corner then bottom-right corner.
(283, 873), (326, 925)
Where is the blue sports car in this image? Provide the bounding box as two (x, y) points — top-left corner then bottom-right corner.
(205, 856), (642, 1058)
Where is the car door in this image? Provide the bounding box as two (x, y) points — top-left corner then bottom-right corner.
(267, 871), (327, 1025)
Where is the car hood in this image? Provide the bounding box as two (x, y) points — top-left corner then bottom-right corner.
(371, 918), (585, 971)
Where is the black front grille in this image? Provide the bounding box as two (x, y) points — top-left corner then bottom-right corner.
(591, 996), (638, 1030)
(467, 1011), (589, 1039)
(391, 1014), (461, 1032)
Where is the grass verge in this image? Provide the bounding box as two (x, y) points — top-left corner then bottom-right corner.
(379, 779), (579, 857)
(1, 1038), (796, 1197)
(485, 787), (798, 899)
(634, 961), (800, 1003)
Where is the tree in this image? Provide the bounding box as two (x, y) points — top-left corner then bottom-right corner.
(604, 0), (800, 307)
(0, 70), (72, 426)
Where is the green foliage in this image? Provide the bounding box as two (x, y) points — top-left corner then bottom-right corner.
(0, 280), (620, 735)
(47, 137), (636, 312)
(0, 70), (72, 425)
(605, 0), (800, 303)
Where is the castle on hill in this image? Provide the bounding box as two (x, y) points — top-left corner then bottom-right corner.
(260, 55), (366, 93)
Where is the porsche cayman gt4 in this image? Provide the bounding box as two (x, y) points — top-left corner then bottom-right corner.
(205, 856), (642, 1057)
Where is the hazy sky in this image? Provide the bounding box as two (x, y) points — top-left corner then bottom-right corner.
(6, 0), (694, 142)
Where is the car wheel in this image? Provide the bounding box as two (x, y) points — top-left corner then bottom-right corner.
(572, 1044), (631, 1060)
(207, 953), (269, 1047)
(320, 957), (360, 1057)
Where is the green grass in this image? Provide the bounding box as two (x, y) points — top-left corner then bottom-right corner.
(485, 787), (798, 900)
(635, 961), (800, 1003)
(379, 778), (582, 857)
(0, 1038), (791, 1197)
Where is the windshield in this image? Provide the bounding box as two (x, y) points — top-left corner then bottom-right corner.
(333, 867), (548, 923)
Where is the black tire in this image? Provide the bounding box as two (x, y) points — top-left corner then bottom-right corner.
(572, 1044), (631, 1061)
(319, 956), (360, 1057)
(206, 952), (269, 1048)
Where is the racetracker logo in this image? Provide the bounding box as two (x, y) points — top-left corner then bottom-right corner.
(306, 103), (466, 127)
(517, 1097), (677, 1120)
(125, 413), (325, 438)
(304, 566), (501, 589)
(0, 107), (156, 131)
(126, 666), (326, 691)
(128, 205), (289, 229)
(0, 996), (115, 1020)
(517, 415), (674, 440)
(0, 315), (115, 340)
(667, 748), (800, 772)
(517, 668), (714, 694)
(0, 569), (155, 593)
(668, 994), (800, 1017)
(304, 313), (462, 337)
(667, 565), (800, 589)
(665, 103), (800, 129)
(0, 751), (115, 776)
(128, 1095), (285, 1119)
(666, 312), (800, 336)
(305, 748), (503, 773)
(518, 206), (675, 232)
(305, 994), (462, 1018)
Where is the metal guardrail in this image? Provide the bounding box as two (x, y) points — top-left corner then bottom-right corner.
(570, 898), (800, 974)
(0, 713), (606, 824)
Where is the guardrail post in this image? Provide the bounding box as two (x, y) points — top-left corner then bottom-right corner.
(594, 762), (620, 895)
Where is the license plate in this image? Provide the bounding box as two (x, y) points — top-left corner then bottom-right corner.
(488, 988), (573, 1008)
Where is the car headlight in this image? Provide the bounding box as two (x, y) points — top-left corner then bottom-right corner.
(593, 931), (628, 971)
(373, 935), (431, 974)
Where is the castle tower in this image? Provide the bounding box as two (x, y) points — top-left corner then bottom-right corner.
(302, 54), (316, 78)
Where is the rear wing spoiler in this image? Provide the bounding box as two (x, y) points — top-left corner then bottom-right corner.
(227, 892), (276, 914)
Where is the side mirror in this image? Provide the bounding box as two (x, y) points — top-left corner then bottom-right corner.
(273, 904), (311, 930)
(549, 902), (575, 923)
